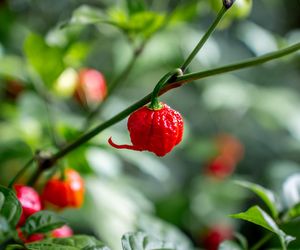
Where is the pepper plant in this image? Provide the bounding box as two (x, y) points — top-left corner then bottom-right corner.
(0, 0), (300, 249)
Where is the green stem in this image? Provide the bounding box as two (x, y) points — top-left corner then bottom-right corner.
(149, 68), (183, 109)
(250, 233), (273, 250)
(8, 157), (34, 188)
(49, 43), (300, 163)
(180, 6), (227, 72)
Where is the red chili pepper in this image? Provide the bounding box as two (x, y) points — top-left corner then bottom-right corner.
(202, 225), (233, 250)
(52, 225), (73, 238)
(14, 185), (42, 226)
(206, 155), (236, 179)
(75, 68), (107, 106)
(42, 169), (84, 209)
(109, 103), (184, 157)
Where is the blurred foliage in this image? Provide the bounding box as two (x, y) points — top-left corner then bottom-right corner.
(0, 0), (300, 249)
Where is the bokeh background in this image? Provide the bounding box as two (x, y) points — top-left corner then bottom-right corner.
(1, 0), (300, 249)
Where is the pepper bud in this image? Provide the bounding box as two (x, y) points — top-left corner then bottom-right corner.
(223, 0), (236, 9)
(109, 102), (184, 157)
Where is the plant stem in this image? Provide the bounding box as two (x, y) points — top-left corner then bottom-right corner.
(250, 233), (273, 250)
(48, 42), (300, 164)
(180, 6), (227, 72)
(8, 157), (34, 188)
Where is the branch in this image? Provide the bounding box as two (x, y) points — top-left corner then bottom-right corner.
(49, 42), (300, 163)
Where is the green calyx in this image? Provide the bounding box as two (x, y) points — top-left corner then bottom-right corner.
(148, 98), (163, 110)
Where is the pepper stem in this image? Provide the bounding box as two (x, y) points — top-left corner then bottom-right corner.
(148, 68), (183, 110)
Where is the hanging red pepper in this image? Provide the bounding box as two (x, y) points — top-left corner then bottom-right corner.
(109, 103), (184, 157)
(108, 69), (184, 157)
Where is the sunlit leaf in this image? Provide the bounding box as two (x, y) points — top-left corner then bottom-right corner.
(235, 180), (280, 218)
(231, 206), (295, 249)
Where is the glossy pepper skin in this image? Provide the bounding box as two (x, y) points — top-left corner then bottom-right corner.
(109, 103), (184, 157)
(42, 169), (84, 209)
(14, 185), (42, 226)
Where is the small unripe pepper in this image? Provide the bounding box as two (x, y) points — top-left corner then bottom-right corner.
(42, 169), (84, 209)
(14, 185), (42, 226)
(109, 102), (184, 157)
(75, 68), (107, 106)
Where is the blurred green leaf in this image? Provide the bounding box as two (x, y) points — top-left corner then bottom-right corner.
(66, 5), (107, 26)
(231, 206), (295, 248)
(26, 235), (109, 250)
(137, 215), (193, 250)
(235, 180), (280, 218)
(121, 231), (175, 250)
(170, 1), (200, 23)
(109, 10), (166, 39)
(24, 33), (64, 86)
(286, 203), (300, 220)
(0, 56), (28, 81)
(218, 240), (242, 250)
(23, 211), (65, 235)
(64, 42), (90, 68)
(0, 185), (22, 228)
(126, 0), (146, 15)
(282, 174), (300, 208)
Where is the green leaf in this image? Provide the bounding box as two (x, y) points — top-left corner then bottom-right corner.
(24, 33), (65, 86)
(109, 10), (166, 39)
(218, 240), (242, 250)
(285, 203), (300, 220)
(137, 215), (193, 250)
(0, 56), (28, 81)
(0, 185), (22, 227)
(26, 235), (109, 250)
(66, 5), (107, 26)
(23, 211), (66, 235)
(231, 206), (295, 249)
(126, 0), (146, 15)
(235, 180), (280, 218)
(121, 231), (175, 250)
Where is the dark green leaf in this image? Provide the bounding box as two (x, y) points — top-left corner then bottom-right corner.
(231, 206), (295, 249)
(126, 0), (146, 15)
(27, 235), (109, 250)
(285, 203), (300, 220)
(0, 185), (22, 227)
(5, 244), (25, 250)
(121, 231), (175, 250)
(235, 180), (280, 218)
(218, 240), (242, 250)
(24, 211), (66, 235)
(137, 215), (193, 250)
(24, 33), (65, 86)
